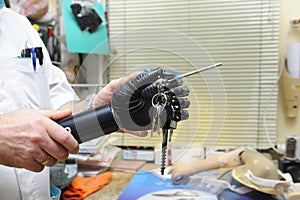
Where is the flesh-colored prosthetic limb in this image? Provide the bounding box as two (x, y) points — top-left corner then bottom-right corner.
(170, 147), (293, 196)
(232, 148), (293, 195)
(169, 147), (245, 184)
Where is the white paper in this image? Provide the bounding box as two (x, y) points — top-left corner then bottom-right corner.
(151, 166), (173, 180)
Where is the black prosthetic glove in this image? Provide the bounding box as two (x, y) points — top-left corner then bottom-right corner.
(112, 68), (190, 131)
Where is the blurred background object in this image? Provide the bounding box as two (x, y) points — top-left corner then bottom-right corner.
(9, 0), (49, 21)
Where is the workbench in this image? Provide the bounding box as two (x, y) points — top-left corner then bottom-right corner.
(83, 163), (279, 200)
(84, 164), (158, 200)
(84, 171), (134, 200)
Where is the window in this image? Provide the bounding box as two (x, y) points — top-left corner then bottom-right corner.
(107, 0), (279, 150)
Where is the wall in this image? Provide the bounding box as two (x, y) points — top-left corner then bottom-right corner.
(277, 0), (300, 149)
(48, 0), (56, 13)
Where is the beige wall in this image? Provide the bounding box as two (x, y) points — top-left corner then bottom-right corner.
(277, 0), (300, 149)
(48, 0), (56, 13)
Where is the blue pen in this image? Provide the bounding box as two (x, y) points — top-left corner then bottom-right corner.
(30, 47), (36, 72)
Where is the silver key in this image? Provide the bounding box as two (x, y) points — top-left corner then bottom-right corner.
(151, 92), (167, 136)
(151, 104), (163, 136)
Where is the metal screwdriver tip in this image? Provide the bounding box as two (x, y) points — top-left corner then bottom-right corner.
(168, 62), (222, 82)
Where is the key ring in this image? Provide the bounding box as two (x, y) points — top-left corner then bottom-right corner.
(151, 92), (168, 108)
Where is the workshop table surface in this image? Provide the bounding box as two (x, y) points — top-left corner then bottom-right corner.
(82, 163), (278, 200)
(84, 163), (158, 200)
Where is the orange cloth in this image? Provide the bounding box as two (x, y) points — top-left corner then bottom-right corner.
(62, 172), (112, 200)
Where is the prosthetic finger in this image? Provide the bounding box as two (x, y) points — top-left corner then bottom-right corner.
(160, 70), (177, 80)
(133, 68), (165, 90)
(165, 78), (183, 89)
(171, 86), (190, 97)
(173, 110), (189, 121)
(171, 98), (190, 109)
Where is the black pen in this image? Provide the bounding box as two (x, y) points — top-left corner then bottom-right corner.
(35, 47), (43, 66)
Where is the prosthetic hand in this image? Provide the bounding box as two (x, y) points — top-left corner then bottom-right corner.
(169, 147), (245, 184)
(57, 68), (190, 143)
(112, 67), (190, 131)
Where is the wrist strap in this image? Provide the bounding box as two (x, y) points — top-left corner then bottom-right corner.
(84, 93), (96, 111)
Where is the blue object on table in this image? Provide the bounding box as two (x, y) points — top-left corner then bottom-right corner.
(120, 170), (279, 200)
(118, 170), (190, 200)
(218, 189), (278, 200)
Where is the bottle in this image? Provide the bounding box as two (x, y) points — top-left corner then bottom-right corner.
(46, 26), (54, 61)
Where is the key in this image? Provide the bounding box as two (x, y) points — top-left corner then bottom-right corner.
(151, 103), (163, 136)
(151, 91), (168, 136)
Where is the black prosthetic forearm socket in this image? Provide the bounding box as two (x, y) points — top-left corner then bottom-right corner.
(56, 104), (118, 143)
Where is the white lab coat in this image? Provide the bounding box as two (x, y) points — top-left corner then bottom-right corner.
(0, 7), (79, 200)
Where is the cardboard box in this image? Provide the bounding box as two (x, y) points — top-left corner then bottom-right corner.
(154, 143), (203, 165)
(122, 149), (155, 161)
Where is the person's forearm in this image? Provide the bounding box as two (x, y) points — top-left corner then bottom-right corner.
(189, 155), (224, 174)
(59, 100), (89, 115)
(58, 102), (73, 111)
(190, 149), (244, 175)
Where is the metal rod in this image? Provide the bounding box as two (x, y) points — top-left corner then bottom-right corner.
(168, 62), (222, 82)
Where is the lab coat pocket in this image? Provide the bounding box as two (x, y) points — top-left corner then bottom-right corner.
(14, 57), (45, 73)
(8, 57), (50, 109)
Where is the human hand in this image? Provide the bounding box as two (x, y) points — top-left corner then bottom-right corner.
(93, 73), (137, 108)
(112, 68), (190, 131)
(0, 109), (79, 172)
(169, 163), (197, 184)
(169, 147), (245, 185)
(93, 73), (147, 137)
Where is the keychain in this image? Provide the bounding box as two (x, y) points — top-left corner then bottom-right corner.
(151, 63), (222, 175)
(151, 88), (168, 136)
